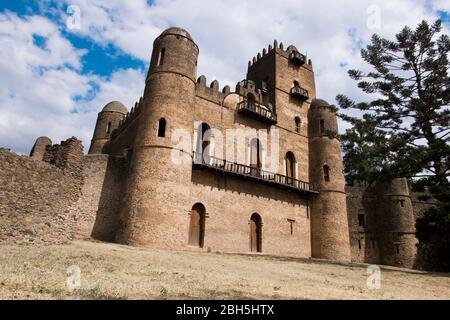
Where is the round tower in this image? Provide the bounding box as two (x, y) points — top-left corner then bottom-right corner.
(88, 101), (128, 154)
(308, 98), (351, 262)
(116, 28), (199, 247)
(372, 178), (417, 268)
(30, 136), (52, 161)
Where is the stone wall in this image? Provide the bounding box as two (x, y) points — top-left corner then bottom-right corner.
(72, 154), (127, 241)
(0, 138), (84, 245)
(346, 181), (437, 268)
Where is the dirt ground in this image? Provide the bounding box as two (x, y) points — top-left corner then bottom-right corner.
(0, 240), (449, 300)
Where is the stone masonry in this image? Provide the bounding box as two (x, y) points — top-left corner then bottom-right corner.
(0, 28), (436, 269)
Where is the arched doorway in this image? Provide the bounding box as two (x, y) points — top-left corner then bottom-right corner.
(250, 138), (262, 176)
(188, 203), (206, 248)
(249, 213), (262, 253)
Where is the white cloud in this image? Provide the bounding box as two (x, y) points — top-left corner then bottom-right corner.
(0, 12), (145, 154)
(1, 1), (448, 153)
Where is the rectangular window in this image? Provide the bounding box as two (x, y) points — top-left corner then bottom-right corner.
(358, 240), (362, 250)
(358, 214), (365, 227)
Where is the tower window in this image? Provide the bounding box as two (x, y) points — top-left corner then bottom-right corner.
(372, 240), (376, 249)
(293, 80), (300, 87)
(106, 122), (112, 134)
(157, 48), (165, 66)
(320, 119), (325, 134)
(323, 165), (330, 182)
(396, 244), (400, 254)
(157, 118), (166, 137)
(358, 214), (365, 227)
(399, 199), (405, 207)
(295, 117), (301, 133)
(358, 240), (362, 250)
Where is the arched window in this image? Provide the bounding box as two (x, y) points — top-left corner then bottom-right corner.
(323, 165), (330, 182)
(295, 116), (301, 133)
(196, 122), (211, 164)
(250, 213), (262, 253)
(246, 93), (256, 111)
(250, 138), (262, 176)
(157, 118), (166, 137)
(157, 48), (165, 66)
(320, 119), (325, 134)
(293, 80), (300, 87)
(106, 122), (112, 134)
(285, 152), (295, 184)
(188, 203), (206, 248)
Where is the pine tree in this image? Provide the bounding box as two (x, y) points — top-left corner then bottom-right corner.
(337, 20), (450, 270)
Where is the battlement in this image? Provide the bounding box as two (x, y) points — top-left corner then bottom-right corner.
(248, 40), (313, 71)
(195, 75), (230, 104)
(111, 97), (144, 140)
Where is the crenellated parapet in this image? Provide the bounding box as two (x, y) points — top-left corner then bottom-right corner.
(110, 97), (144, 140)
(248, 40), (313, 71)
(195, 75), (229, 105)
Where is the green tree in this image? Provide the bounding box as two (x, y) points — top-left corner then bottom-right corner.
(336, 20), (450, 270)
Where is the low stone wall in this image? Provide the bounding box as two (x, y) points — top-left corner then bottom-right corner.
(0, 138), (84, 245)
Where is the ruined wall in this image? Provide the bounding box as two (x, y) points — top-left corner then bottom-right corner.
(0, 138), (84, 244)
(72, 154), (127, 241)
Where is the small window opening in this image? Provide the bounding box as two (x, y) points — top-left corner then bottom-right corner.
(320, 119), (325, 134)
(358, 214), (365, 227)
(106, 122), (112, 134)
(358, 240), (362, 250)
(295, 117), (301, 133)
(288, 219), (295, 235)
(157, 48), (165, 66)
(323, 165), (330, 182)
(158, 118), (166, 137)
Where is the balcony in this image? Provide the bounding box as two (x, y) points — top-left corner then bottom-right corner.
(237, 100), (277, 125)
(193, 153), (319, 195)
(290, 86), (309, 101)
(289, 51), (306, 66)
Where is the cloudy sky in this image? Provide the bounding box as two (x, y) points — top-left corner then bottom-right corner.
(1, 0), (449, 154)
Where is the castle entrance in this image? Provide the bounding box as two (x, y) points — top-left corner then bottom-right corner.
(188, 203), (206, 248)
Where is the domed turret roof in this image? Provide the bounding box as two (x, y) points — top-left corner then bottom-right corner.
(101, 101), (127, 114)
(160, 27), (193, 40)
(310, 98), (330, 108)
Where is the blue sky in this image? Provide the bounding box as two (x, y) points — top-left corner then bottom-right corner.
(0, 0), (449, 154)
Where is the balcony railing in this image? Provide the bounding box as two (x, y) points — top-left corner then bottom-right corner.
(290, 86), (309, 101)
(237, 101), (277, 125)
(289, 51), (306, 66)
(193, 153), (319, 195)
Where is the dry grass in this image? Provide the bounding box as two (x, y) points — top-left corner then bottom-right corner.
(0, 240), (449, 300)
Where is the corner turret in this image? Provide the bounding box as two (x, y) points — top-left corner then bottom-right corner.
(88, 101), (128, 154)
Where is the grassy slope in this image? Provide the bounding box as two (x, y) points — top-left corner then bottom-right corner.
(0, 240), (449, 300)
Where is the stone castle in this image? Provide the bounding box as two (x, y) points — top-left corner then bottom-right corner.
(0, 28), (436, 269)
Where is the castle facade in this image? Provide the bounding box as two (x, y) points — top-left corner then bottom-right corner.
(1, 28), (435, 269)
